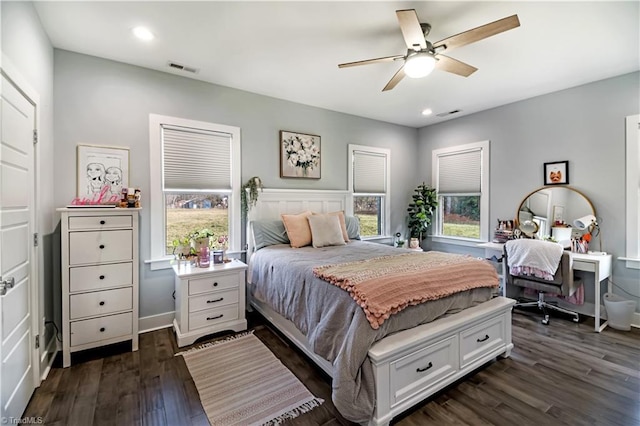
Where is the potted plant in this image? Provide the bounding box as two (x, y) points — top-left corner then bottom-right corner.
(394, 232), (406, 248)
(407, 183), (438, 248)
(191, 228), (214, 251)
(171, 237), (192, 258)
(241, 176), (264, 219)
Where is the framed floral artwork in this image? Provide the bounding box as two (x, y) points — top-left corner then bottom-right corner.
(77, 144), (130, 202)
(543, 160), (569, 185)
(280, 130), (321, 179)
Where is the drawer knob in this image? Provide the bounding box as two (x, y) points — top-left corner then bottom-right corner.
(99, 301), (105, 306)
(476, 334), (490, 343)
(99, 275), (105, 280)
(99, 327), (106, 332)
(416, 362), (433, 373)
(100, 220), (106, 225)
(206, 314), (223, 321)
(207, 297), (224, 304)
(99, 244), (105, 249)
(213, 282), (218, 287)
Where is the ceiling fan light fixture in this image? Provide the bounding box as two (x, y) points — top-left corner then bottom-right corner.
(404, 52), (436, 78)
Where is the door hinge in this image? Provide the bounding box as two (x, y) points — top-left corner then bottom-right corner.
(33, 129), (38, 145)
(35, 335), (40, 349)
(34, 233), (39, 247)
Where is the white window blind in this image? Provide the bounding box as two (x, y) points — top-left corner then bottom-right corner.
(353, 151), (387, 193)
(162, 126), (232, 190)
(438, 149), (481, 193)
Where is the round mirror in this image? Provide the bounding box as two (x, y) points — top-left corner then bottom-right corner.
(515, 186), (595, 245)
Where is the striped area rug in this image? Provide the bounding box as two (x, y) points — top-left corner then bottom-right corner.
(177, 331), (324, 425)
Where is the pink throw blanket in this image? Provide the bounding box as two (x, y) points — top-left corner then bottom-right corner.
(313, 251), (499, 329)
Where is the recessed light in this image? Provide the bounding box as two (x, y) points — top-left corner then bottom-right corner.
(132, 26), (154, 41)
(421, 108), (433, 116)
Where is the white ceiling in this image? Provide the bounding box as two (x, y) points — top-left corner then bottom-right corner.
(33, 1), (639, 128)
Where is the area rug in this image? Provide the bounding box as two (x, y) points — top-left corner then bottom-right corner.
(177, 331), (324, 426)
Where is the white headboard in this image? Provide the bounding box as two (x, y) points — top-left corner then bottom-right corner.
(246, 189), (350, 256)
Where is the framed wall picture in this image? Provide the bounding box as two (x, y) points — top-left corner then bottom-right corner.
(77, 144), (130, 202)
(543, 160), (569, 185)
(280, 130), (321, 179)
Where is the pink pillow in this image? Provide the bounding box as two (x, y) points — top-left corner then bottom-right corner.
(281, 210), (312, 248)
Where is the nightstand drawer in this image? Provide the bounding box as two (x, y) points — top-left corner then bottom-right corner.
(390, 336), (457, 406)
(70, 262), (133, 292)
(189, 304), (239, 331)
(188, 272), (239, 295)
(69, 230), (132, 265)
(68, 215), (132, 230)
(70, 312), (132, 347)
(69, 287), (132, 320)
(189, 289), (239, 313)
(572, 260), (595, 273)
(460, 315), (506, 368)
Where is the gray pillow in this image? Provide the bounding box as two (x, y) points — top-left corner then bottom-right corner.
(251, 220), (290, 250)
(345, 215), (361, 240)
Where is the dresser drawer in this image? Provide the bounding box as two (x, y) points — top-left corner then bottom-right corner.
(70, 312), (132, 347)
(390, 336), (458, 406)
(68, 215), (132, 230)
(69, 230), (132, 265)
(69, 288), (132, 320)
(189, 289), (239, 313)
(189, 304), (239, 331)
(70, 262), (133, 293)
(188, 272), (240, 296)
(460, 315), (506, 368)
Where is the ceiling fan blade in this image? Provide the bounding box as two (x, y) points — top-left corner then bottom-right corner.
(382, 65), (406, 92)
(338, 55), (404, 69)
(396, 9), (427, 50)
(433, 14), (520, 52)
(435, 55), (477, 77)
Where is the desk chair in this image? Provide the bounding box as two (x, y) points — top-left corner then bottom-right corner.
(504, 249), (580, 325)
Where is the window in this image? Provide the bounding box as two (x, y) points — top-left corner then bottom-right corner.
(348, 144), (390, 238)
(625, 114), (640, 269)
(149, 115), (241, 269)
(432, 141), (489, 243)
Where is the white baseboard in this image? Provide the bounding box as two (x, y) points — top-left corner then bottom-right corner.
(39, 335), (59, 381)
(138, 311), (175, 333)
(632, 312), (640, 329)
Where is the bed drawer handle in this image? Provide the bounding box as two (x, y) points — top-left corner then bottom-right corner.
(207, 298), (224, 304)
(206, 314), (223, 321)
(416, 362), (433, 373)
(477, 334), (490, 342)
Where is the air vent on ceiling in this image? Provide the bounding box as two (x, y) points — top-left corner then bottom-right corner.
(436, 109), (462, 118)
(167, 61), (199, 74)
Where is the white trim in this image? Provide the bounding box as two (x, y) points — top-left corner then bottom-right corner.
(148, 114), (242, 263)
(138, 311), (175, 333)
(625, 114), (639, 269)
(348, 144), (391, 237)
(431, 140), (490, 243)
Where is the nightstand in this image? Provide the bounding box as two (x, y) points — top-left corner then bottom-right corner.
(172, 259), (247, 347)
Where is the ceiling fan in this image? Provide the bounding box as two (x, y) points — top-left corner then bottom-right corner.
(338, 9), (520, 91)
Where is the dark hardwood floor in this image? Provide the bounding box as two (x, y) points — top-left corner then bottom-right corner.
(24, 309), (640, 426)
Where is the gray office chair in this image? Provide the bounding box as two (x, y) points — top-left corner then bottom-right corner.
(504, 249), (580, 325)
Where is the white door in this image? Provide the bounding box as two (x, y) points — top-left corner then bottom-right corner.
(0, 73), (36, 421)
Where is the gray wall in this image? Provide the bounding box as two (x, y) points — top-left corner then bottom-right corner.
(418, 72), (640, 310)
(53, 50), (419, 320)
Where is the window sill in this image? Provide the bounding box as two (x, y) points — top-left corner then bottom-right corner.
(429, 235), (485, 248)
(618, 257), (640, 270)
(361, 235), (393, 245)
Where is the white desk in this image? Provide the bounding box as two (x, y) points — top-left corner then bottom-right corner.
(570, 252), (613, 332)
(478, 243), (613, 332)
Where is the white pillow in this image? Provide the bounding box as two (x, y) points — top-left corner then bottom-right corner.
(307, 214), (346, 248)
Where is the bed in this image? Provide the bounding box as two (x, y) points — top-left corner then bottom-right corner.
(247, 189), (515, 426)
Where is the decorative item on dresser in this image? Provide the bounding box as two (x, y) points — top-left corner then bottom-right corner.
(58, 207), (140, 368)
(172, 259), (247, 347)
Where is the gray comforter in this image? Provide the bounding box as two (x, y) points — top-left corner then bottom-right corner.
(249, 241), (495, 424)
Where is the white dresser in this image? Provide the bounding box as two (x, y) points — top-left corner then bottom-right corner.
(59, 207), (140, 367)
(172, 259), (247, 347)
